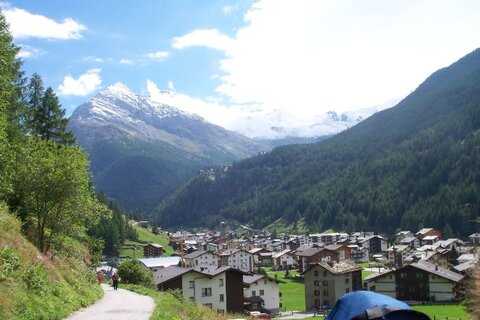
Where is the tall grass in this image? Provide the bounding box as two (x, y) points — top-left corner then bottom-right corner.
(0, 205), (103, 319)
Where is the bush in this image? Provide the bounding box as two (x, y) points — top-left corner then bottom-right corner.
(118, 259), (154, 288)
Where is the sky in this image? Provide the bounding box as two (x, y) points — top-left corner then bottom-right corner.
(2, 0), (480, 137)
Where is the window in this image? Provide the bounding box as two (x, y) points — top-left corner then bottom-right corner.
(204, 303), (213, 308)
(323, 281), (328, 286)
(220, 294), (224, 302)
(324, 290), (329, 296)
(252, 290), (256, 297)
(190, 297), (195, 301)
(314, 280), (320, 286)
(314, 270), (319, 276)
(219, 278), (224, 286)
(189, 281), (194, 288)
(260, 290), (264, 296)
(314, 290), (320, 296)
(201, 288), (212, 297)
(345, 278), (350, 284)
(195, 260), (198, 265)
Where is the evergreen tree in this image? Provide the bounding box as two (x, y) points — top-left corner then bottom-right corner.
(0, 10), (24, 197)
(26, 73), (44, 134)
(443, 223), (454, 240)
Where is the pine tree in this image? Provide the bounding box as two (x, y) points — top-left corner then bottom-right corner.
(0, 10), (24, 198)
(26, 73), (75, 145)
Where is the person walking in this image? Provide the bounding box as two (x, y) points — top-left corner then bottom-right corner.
(112, 272), (119, 290)
(97, 272), (103, 285)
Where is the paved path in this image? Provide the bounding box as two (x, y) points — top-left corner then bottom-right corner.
(275, 311), (318, 319)
(65, 284), (154, 320)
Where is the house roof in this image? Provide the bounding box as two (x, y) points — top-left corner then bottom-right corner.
(454, 258), (478, 273)
(243, 274), (265, 285)
(154, 266), (193, 284)
(364, 269), (395, 282)
(386, 245), (409, 252)
(305, 261), (362, 275)
(193, 265), (235, 276)
(410, 261), (464, 283)
(295, 246), (323, 257)
(138, 257), (181, 268)
(272, 249), (293, 259)
(245, 295), (264, 303)
(416, 228), (434, 235)
(399, 237), (417, 244)
(422, 235), (438, 241)
(145, 243), (164, 248)
(325, 244), (345, 251)
(249, 247), (265, 254)
(183, 250), (214, 259)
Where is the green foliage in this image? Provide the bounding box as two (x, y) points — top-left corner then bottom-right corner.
(88, 196), (135, 257)
(154, 49), (480, 238)
(0, 205), (103, 320)
(124, 284), (236, 320)
(26, 74), (75, 145)
(118, 259), (155, 288)
(12, 138), (101, 253)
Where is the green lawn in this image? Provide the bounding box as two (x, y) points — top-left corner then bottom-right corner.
(120, 224), (175, 258)
(412, 303), (470, 319)
(266, 269), (306, 312)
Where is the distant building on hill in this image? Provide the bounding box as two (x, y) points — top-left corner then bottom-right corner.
(143, 243), (164, 257)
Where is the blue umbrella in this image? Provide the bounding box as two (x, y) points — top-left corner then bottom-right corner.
(325, 291), (430, 320)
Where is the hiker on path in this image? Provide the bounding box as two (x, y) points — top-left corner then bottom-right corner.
(112, 272), (120, 290)
(97, 272), (103, 285)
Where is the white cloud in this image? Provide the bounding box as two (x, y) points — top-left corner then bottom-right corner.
(174, 0), (480, 119)
(58, 68), (102, 96)
(120, 59), (133, 65)
(167, 81), (175, 91)
(172, 29), (235, 52)
(222, 4), (239, 15)
(16, 44), (44, 58)
(3, 6), (86, 40)
(144, 51), (170, 61)
(81, 56), (104, 63)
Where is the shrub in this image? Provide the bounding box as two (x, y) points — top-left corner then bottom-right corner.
(118, 259), (154, 288)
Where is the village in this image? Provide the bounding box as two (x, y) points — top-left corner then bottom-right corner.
(123, 221), (479, 318)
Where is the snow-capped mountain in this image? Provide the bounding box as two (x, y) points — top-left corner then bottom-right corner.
(235, 104), (397, 140)
(69, 82), (267, 212)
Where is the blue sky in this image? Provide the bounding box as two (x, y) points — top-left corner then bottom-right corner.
(3, 0), (480, 137)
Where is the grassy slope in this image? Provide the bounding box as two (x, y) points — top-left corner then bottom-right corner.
(0, 204), (102, 320)
(412, 304), (470, 319)
(120, 225), (174, 259)
(124, 284), (243, 320)
(266, 269), (306, 312)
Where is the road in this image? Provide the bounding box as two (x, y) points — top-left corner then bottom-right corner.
(65, 284), (154, 320)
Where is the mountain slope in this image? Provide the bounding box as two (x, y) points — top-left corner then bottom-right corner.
(69, 83), (267, 212)
(153, 48), (480, 236)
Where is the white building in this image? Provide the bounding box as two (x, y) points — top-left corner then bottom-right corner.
(272, 249), (296, 271)
(244, 274), (280, 315)
(155, 265), (245, 313)
(365, 261), (464, 302)
(219, 249), (254, 273)
(183, 250), (219, 268)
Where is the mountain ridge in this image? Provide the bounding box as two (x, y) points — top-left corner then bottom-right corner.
(69, 83), (268, 212)
(152, 48), (480, 237)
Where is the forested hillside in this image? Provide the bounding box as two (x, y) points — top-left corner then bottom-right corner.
(0, 10), (107, 319)
(153, 48), (480, 237)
